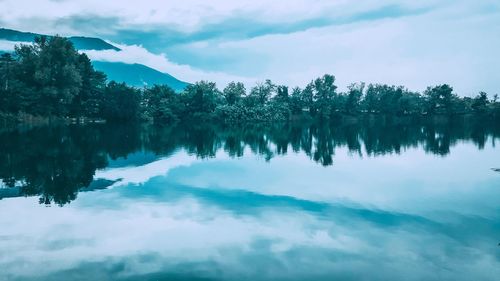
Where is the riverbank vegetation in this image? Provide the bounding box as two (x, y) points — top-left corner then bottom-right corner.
(1, 36), (499, 125)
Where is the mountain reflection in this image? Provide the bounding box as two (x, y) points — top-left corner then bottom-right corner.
(1, 117), (499, 206)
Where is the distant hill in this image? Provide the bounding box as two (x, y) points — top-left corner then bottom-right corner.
(0, 28), (119, 51)
(0, 28), (189, 90)
(93, 61), (189, 91)
(0, 28), (41, 42)
(68, 36), (120, 51)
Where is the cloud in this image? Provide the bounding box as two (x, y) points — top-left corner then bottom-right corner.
(0, 38), (253, 87)
(0, 40), (30, 51)
(1, 159), (499, 280)
(0, 1), (434, 33)
(166, 2), (500, 94)
(83, 42), (254, 86)
(98, 3), (431, 51)
(1, 0), (500, 93)
(0, 40), (17, 51)
(94, 152), (197, 188)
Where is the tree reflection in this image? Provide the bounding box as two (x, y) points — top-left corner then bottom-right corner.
(0, 116), (499, 206)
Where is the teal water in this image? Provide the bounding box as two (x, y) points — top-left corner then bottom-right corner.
(0, 120), (499, 281)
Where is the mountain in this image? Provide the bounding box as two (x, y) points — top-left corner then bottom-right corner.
(93, 61), (189, 91)
(0, 28), (189, 90)
(0, 28), (43, 42)
(68, 36), (121, 51)
(0, 28), (119, 51)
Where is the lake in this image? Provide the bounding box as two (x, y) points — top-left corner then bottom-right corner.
(0, 118), (499, 281)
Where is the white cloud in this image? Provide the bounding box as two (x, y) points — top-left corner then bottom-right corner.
(179, 2), (500, 94)
(0, 38), (253, 87)
(0, 40), (30, 51)
(83, 42), (254, 86)
(94, 152), (197, 188)
(1, 0), (499, 93)
(0, 0), (437, 34)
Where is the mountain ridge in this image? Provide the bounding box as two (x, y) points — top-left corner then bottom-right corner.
(0, 28), (189, 90)
(0, 28), (120, 51)
(92, 61), (188, 91)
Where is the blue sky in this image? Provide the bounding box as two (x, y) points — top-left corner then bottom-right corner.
(1, 0), (499, 94)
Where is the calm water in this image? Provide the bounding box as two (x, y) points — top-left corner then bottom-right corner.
(0, 119), (499, 281)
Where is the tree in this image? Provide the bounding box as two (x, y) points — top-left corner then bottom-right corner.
(181, 81), (222, 119)
(248, 79), (276, 107)
(424, 84), (455, 115)
(345, 83), (364, 114)
(274, 85), (289, 103)
(223, 82), (246, 105)
(25, 36), (83, 116)
(101, 81), (141, 121)
(71, 53), (107, 117)
(363, 85), (379, 113)
(143, 84), (182, 123)
(471, 92), (489, 114)
(301, 84), (315, 114)
(289, 87), (304, 115)
(312, 74), (337, 119)
(398, 90), (422, 115)
(2, 37), (500, 124)
(6, 35), (107, 118)
(0, 53), (19, 112)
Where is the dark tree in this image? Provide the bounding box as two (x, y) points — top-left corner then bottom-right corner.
(223, 81), (246, 106)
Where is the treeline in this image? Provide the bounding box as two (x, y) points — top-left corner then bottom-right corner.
(1, 36), (500, 124)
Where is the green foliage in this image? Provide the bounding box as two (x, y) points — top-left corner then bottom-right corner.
(180, 81), (222, 120)
(471, 91), (489, 114)
(15, 36), (80, 116)
(312, 74), (337, 119)
(101, 81), (141, 121)
(223, 81), (245, 105)
(0, 53), (21, 113)
(345, 83), (364, 114)
(72, 53), (107, 117)
(424, 84), (457, 115)
(0, 35), (499, 124)
(0, 36), (110, 118)
(214, 101), (290, 123)
(289, 87), (305, 115)
(360, 84), (423, 116)
(247, 79), (276, 107)
(274, 85), (289, 104)
(143, 85), (183, 123)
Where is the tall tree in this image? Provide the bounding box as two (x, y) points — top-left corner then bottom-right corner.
(0, 53), (19, 112)
(345, 83), (364, 114)
(101, 81), (141, 121)
(289, 87), (304, 115)
(424, 84), (455, 115)
(27, 36), (83, 116)
(312, 74), (337, 119)
(274, 85), (289, 103)
(471, 92), (489, 114)
(71, 53), (107, 117)
(223, 81), (246, 105)
(248, 79), (276, 106)
(181, 81), (222, 118)
(143, 84), (182, 123)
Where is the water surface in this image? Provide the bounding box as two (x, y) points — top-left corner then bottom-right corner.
(0, 119), (499, 281)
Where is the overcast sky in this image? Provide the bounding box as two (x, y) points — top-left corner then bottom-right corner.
(1, 0), (499, 95)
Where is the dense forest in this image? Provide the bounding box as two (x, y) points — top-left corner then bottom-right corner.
(1, 36), (499, 124)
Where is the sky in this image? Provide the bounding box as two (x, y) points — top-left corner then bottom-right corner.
(1, 143), (500, 280)
(0, 0), (499, 95)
